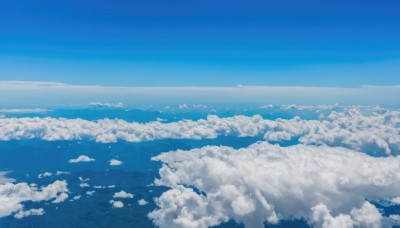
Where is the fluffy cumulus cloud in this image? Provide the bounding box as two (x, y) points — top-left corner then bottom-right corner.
(0, 179), (68, 218)
(263, 107), (400, 155)
(0, 107), (398, 155)
(391, 197), (400, 205)
(138, 199), (148, 206)
(310, 202), (382, 228)
(14, 208), (44, 219)
(149, 142), (400, 228)
(113, 190), (134, 199)
(109, 158), (123, 166)
(109, 200), (124, 208)
(69, 155), (95, 163)
(0, 171), (16, 184)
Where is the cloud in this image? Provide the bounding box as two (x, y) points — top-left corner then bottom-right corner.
(109, 159), (123, 166)
(0, 180), (68, 218)
(311, 202), (382, 228)
(94, 185), (115, 189)
(79, 177), (90, 182)
(0, 107), (398, 155)
(0, 171), (16, 184)
(52, 192), (69, 203)
(389, 214), (400, 225)
(263, 107), (400, 155)
(178, 104), (188, 109)
(80, 183), (90, 188)
(14, 208), (44, 219)
(280, 104), (339, 111)
(0, 114), (270, 143)
(0, 81), (68, 87)
(79, 176), (90, 188)
(87, 102), (123, 108)
(113, 190), (134, 199)
(138, 199), (148, 206)
(70, 195), (81, 201)
(109, 200), (124, 208)
(56, 171), (70, 176)
(86, 191), (95, 196)
(0, 108), (51, 114)
(38, 172), (52, 179)
(69, 155), (95, 163)
(149, 142), (400, 228)
(390, 197), (400, 205)
(193, 104), (208, 109)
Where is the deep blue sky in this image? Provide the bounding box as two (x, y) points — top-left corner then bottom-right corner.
(0, 0), (399, 86)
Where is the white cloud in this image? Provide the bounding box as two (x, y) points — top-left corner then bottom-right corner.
(80, 183), (90, 188)
(93, 185), (115, 189)
(38, 172), (52, 179)
(52, 192), (69, 203)
(87, 102), (123, 108)
(79, 177), (90, 182)
(280, 104), (340, 111)
(0, 108), (51, 114)
(56, 171), (70, 176)
(263, 107), (400, 155)
(260, 104), (274, 109)
(109, 200), (124, 208)
(109, 159), (123, 166)
(0, 180), (68, 218)
(0, 107), (398, 155)
(0, 114), (268, 143)
(0, 171), (15, 184)
(390, 197), (400, 205)
(86, 191), (95, 196)
(178, 104), (188, 109)
(71, 195), (81, 201)
(0, 81), (68, 87)
(113, 190), (134, 199)
(14, 208), (44, 219)
(69, 155), (95, 163)
(311, 202), (382, 228)
(389, 214), (400, 224)
(150, 142), (400, 228)
(138, 199), (148, 206)
(193, 104), (208, 109)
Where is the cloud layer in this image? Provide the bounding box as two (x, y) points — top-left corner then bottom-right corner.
(0, 107), (398, 155)
(263, 107), (400, 155)
(150, 142), (400, 228)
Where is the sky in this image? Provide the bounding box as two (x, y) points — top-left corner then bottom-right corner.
(1, 0), (400, 87)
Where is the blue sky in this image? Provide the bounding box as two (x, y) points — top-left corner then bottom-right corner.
(0, 0), (400, 86)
